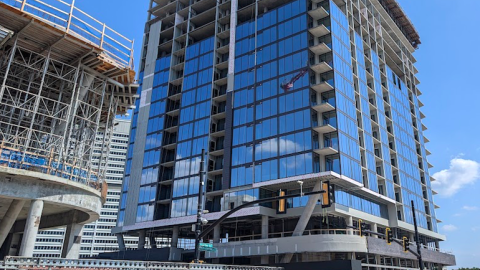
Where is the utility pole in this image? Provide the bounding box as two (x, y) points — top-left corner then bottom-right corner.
(411, 200), (424, 270)
(194, 149), (205, 263)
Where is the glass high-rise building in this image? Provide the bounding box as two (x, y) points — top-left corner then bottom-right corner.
(115, 0), (456, 268)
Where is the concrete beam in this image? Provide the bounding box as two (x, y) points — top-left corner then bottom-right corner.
(116, 234), (126, 251)
(12, 210), (89, 234)
(19, 200), (43, 257)
(61, 223), (84, 259)
(0, 200), (25, 248)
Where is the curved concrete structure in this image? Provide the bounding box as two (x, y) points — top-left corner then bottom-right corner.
(0, 166), (103, 225)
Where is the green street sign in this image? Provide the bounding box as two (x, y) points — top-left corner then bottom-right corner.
(199, 243), (217, 252)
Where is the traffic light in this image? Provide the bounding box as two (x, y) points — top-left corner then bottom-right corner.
(402, 236), (410, 252)
(385, 228), (393, 245)
(277, 189), (287, 214)
(358, 219), (367, 237)
(321, 181), (334, 208)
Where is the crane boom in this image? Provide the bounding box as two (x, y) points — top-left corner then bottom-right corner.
(281, 67), (309, 91)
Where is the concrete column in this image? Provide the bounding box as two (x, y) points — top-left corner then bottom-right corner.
(435, 240), (440, 250)
(116, 234), (126, 251)
(149, 236), (157, 249)
(213, 225), (221, 243)
(171, 226), (179, 248)
(347, 216), (353, 235)
(138, 230), (146, 250)
(261, 215), (269, 239)
(19, 200), (43, 257)
(61, 223), (84, 259)
(212, 225), (221, 264)
(409, 232), (415, 242)
(372, 223), (378, 238)
(375, 254), (381, 270)
(261, 215), (269, 264)
(0, 200), (25, 247)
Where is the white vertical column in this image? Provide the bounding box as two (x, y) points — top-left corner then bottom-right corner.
(0, 200), (25, 247)
(347, 216), (353, 235)
(19, 200), (44, 257)
(372, 223), (378, 238)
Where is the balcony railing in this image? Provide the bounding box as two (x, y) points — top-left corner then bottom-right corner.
(0, 0), (135, 69)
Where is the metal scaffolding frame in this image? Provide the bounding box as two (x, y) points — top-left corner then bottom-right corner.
(0, 0), (137, 191)
(0, 38), (123, 187)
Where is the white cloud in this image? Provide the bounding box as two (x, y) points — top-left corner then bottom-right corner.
(442, 224), (458, 232)
(462, 205), (479, 211)
(431, 158), (480, 197)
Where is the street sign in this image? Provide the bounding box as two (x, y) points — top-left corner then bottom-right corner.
(199, 243), (217, 252)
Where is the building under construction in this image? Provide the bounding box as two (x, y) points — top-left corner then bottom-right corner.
(0, 0), (136, 259)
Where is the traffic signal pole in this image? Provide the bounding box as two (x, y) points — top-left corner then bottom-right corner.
(411, 200), (424, 270)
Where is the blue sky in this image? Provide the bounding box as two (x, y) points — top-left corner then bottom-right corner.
(74, 0), (480, 267)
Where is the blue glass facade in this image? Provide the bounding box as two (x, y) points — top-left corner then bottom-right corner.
(231, 0), (313, 187)
(119, 0), (441, 241)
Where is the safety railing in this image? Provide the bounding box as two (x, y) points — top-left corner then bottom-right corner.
(0, 0), (134, 69)
(2, 257), (284, 270)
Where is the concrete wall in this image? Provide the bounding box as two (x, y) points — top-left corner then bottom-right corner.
(205, 234), (368, 258)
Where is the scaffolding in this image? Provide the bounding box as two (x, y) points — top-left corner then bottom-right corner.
(0, 0), (137, 190)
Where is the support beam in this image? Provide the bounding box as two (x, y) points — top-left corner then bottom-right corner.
(261, 215), (269, 264)
(149, 236), (157, 249)
(138, 230), (146, 250)
(61, 222), (84, 259)
(281, 180), (322, 264)
(171, 226), (179, 248)
(347, 216), (353, 235)
(116, 234), (126, 251)
(213, 225), (221, 244)
(372, 223), (378, 238)
(18, 200), (44, 257)
(0, 200), (25, 248)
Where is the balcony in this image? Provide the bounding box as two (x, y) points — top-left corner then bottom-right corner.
(309, 42), (332, 55)
(211, 102), (227, 119)
(211, 120), (226, 137)
(311, 78), (334, 93)
(213, 86), (227, 102)
(309, 24), (331, 38)
(312, 97), (335, 113)
(208, 158), (224, 175)
(313, 122), (337, 134)
(314, 146), (338, 156)
(308, 5), (329, 20)
(310, 56), (333, 74)
(209, 137), (225, 156)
